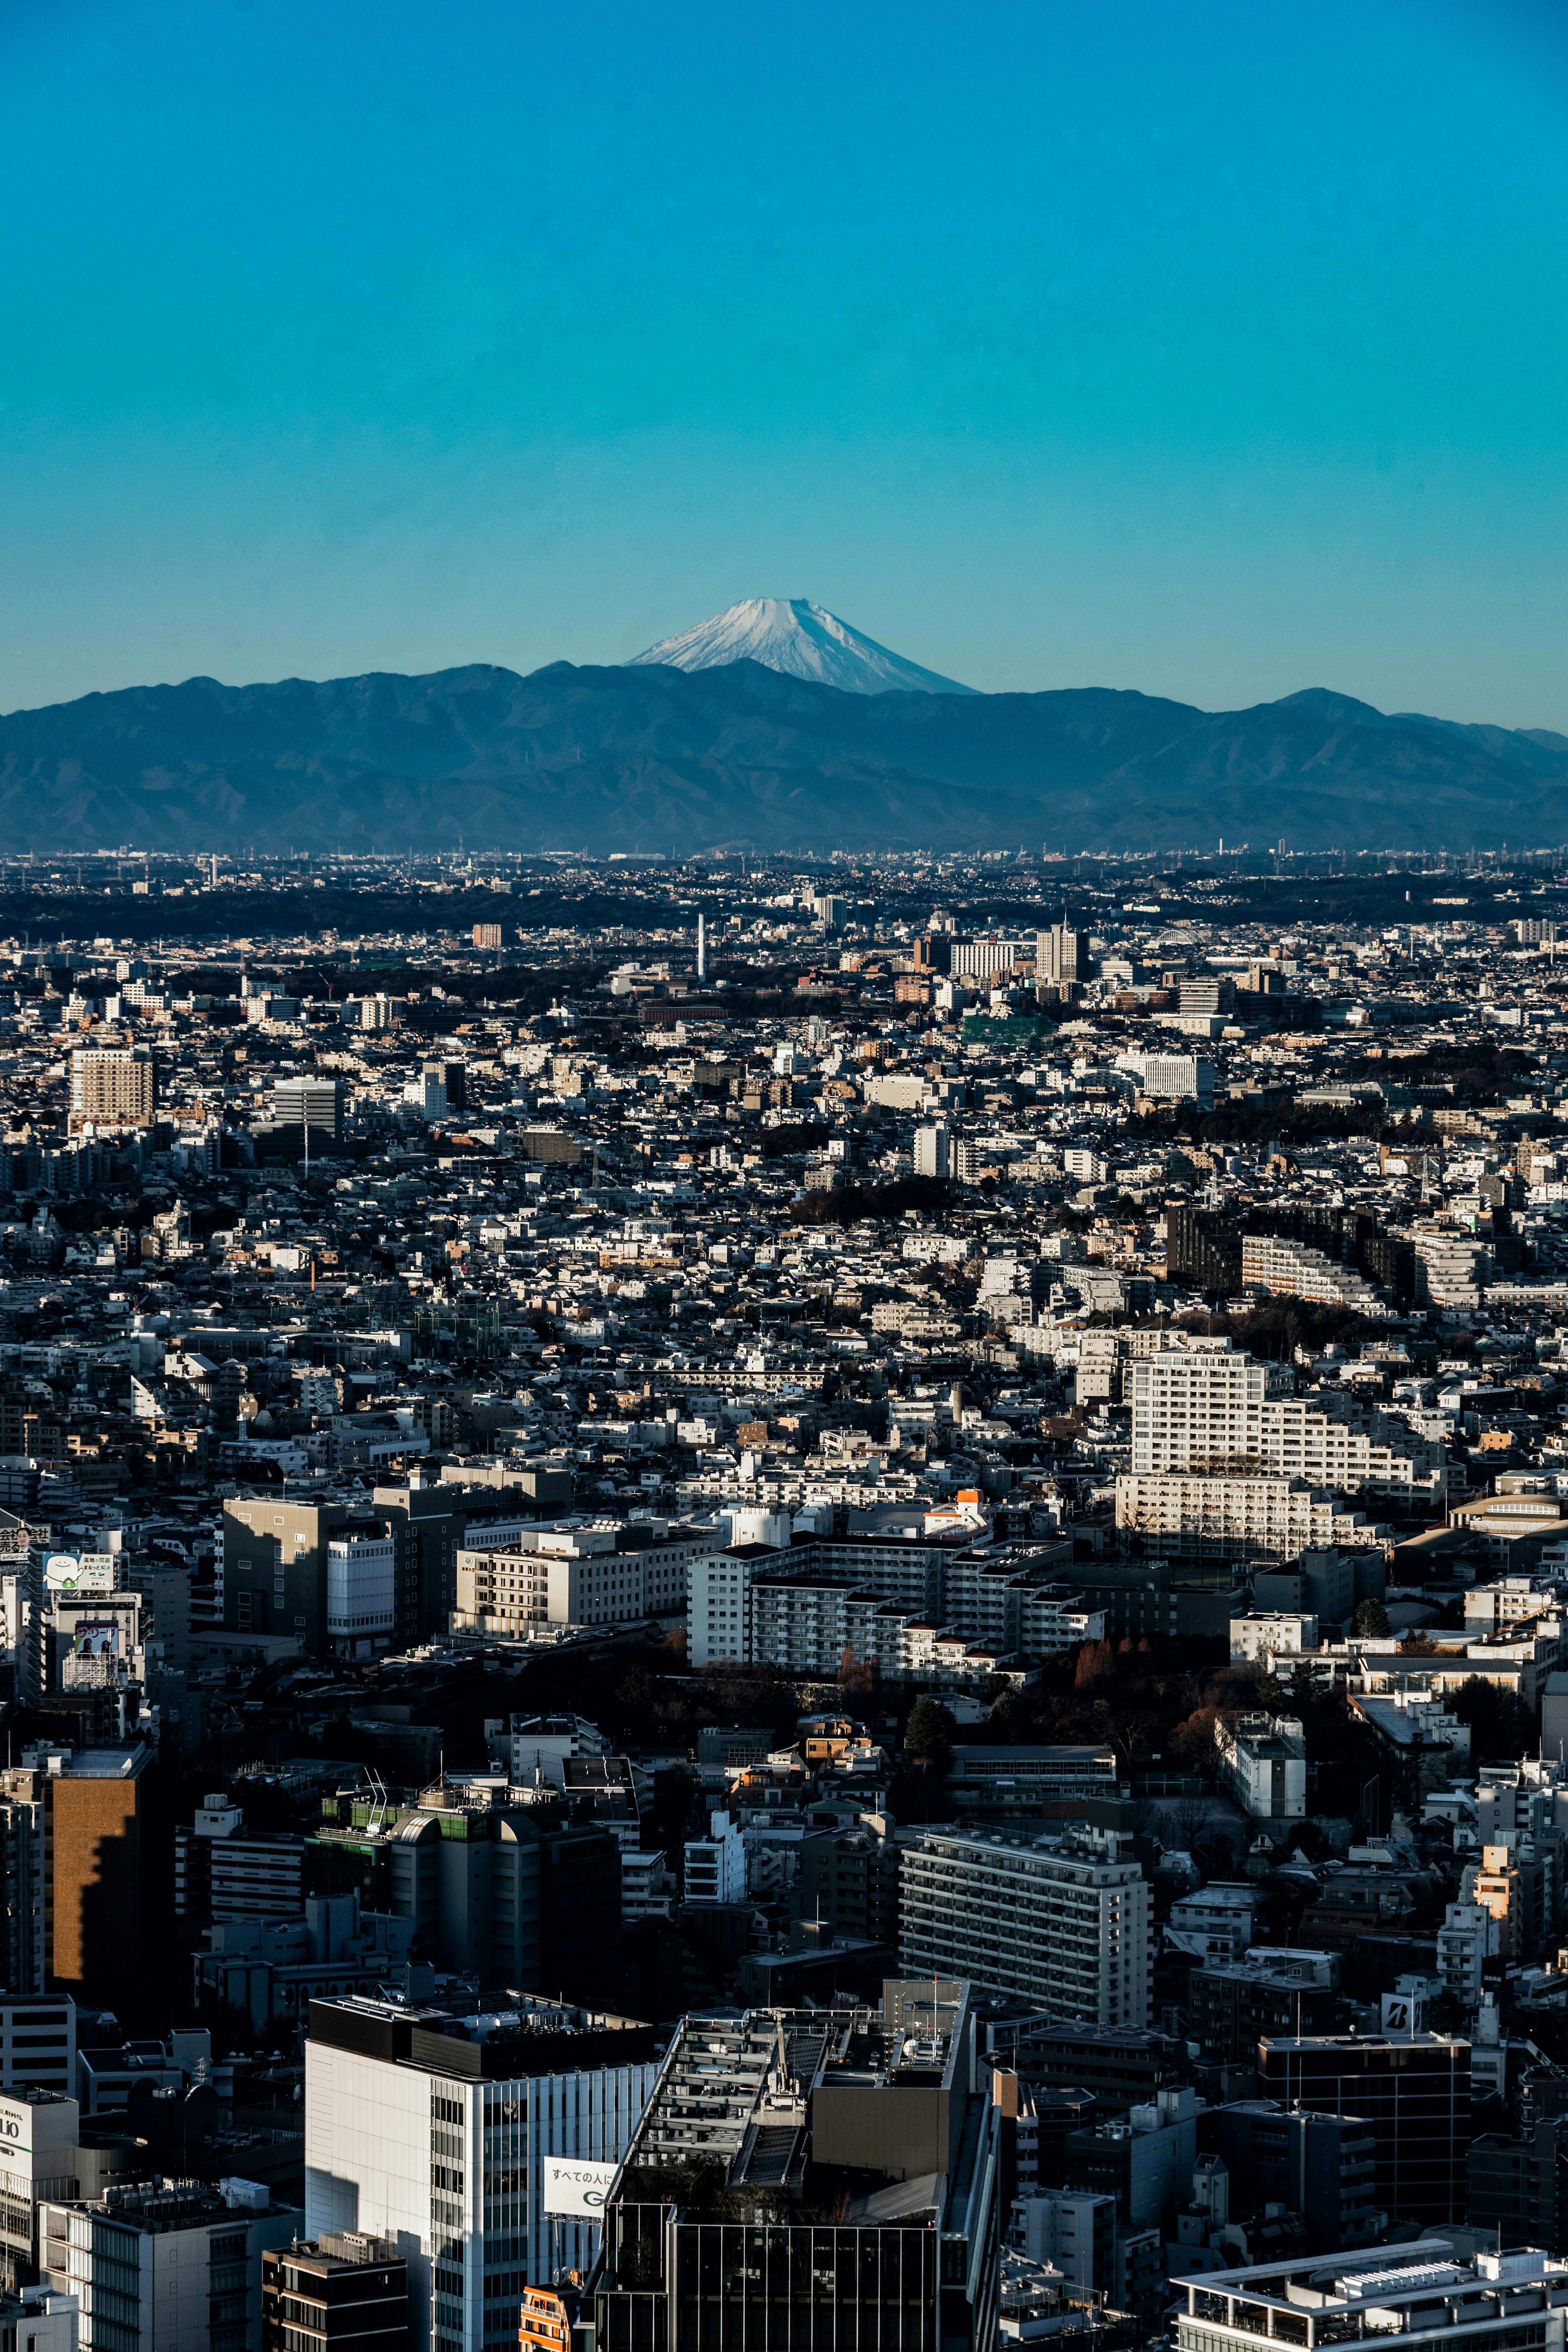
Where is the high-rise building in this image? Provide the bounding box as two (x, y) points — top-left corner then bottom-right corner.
(221, 1499), (350, 1650)
(305, 1993), (663, 2352)
(42, 2177), (300, 2352)
(261, 2232), (407, 2352)
(1256, 2031), (1471, 2226)
(472, 923), (503, 950)
(304, 1787), (625, 2007)
(69, 1049), (156, 1129)
(270, 1077), (344, 1145)
(590, 1979), (1001, 2352)
(913, 1123), (950, 1178)
(1037, 924), (1088, 984)
(1128, 1348), (1444, 1503)
(10, 1745), (158, 2011)
(899, 1826), (1151, 2022)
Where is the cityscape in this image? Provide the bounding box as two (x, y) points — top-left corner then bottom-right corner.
(9, 0), (1568, 2346)
(0, 843), (1552, 2350)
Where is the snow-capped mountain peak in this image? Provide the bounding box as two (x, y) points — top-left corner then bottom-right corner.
(628, 598), (976, 696)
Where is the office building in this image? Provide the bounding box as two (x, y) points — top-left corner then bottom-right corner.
(1173, 2243), (1568, 2352)
(325, 1532), (396, 1657)
(68, 1050), (155, 1129)
(1187, 1950), (1339, 2062)
(6, 1747), (157, 2011)
(261, 2232), (407, 2352)
(899, 1826), (1151, 2022)
(270, 1078), (345, 1147)
(221, 1498), (351, 1650)
(305, 1785), (624, 2008)
(42, 2177), (299, 2352)
(1037, 924), (1088, 985)
(591, 1978), (1001, 2352)
(1256, 2031), (1471, 2226)
(1468, 2117), (1568, 2257)
(305, 1994), (662, 2352)
(174, 1795), (305, 1924)
(1204, 2103), (1382, 2252)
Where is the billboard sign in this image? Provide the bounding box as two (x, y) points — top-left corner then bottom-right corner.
(542, 2157), (618, 2216)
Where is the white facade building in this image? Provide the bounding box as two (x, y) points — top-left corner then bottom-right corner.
(326, 1535), (396, 1656)
(1229, 1612), (1319, 1662)
(305, 1997), (660, 2352)
(913, 1124), (951, 1179)
(1216, 1713), (1307, 1820)
(683, 1811), (748, 1907)
(899, 1827), (1151, 2024)
(1129, 1349), (1444, 1504)
(1240, 1234), (1388, 1316)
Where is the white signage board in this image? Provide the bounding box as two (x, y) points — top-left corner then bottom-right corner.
(542, 2157), (618, 2216)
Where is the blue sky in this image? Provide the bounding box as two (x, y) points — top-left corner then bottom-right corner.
(3, 0), (1568, 722)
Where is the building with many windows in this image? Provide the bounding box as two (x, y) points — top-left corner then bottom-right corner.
(591, 1979), (1001, 2352)
(261, 2231), (407, 2352)
(304, 1993), (663, 2352)
(899, 1826), (1150, 2022)
(1173, 2242), (1559, 2352)
(68, 1050), (156, 1131)
(42, 2177), (299, 2352)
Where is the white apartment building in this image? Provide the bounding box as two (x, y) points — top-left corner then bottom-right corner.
(1216, 1713), (1307, 1820)
(913, 1123), (950, 1179)
(1229, 1612), (1319, 1662)
(1114, 1052), (1213, 1102)
(305, 1996), (661, 2352)
(949, 940), (1017, 981)
(1165, 1884), (1260, 1964)
(1116, 1471), (1388, 1563)
(899, 1828), (1151, 2023)
(1240, 1234), (1388, 1316)
(683, 1810), (747, 1906)
(688, 1551), (762, 1666)
(1414, 1227), (1492, 1307)
(1130, 1349), (1444, 1505)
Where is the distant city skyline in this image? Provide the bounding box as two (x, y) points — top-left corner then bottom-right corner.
(5, 0), (1568, 725)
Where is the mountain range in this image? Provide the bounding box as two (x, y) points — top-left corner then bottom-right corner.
(1, 641), (1566, 856)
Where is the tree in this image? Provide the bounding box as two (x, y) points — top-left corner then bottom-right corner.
(1353, 1597), (1392, 1638)
(1074, 1640), (1116, 1689)
(904, 1697), (957, 1765)
(1167, 1705), (1222, 1775)
(1450, 1674), (1534, 1762)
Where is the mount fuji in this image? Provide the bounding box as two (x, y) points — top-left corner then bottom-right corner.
(628, 597), (977, 696)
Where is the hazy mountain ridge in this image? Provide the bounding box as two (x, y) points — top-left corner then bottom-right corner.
(0, 658), (1561, 853)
